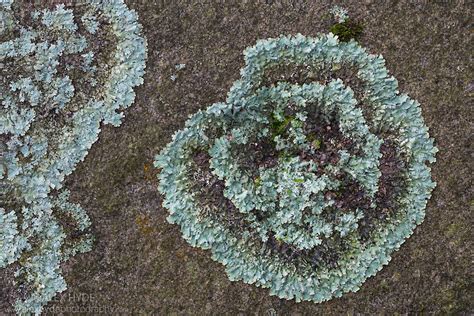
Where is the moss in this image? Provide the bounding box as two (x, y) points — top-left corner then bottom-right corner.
(305, 133), (322, 149)
(270, 113), (293, 139)
(329, 19), (363, 42)
(312, 139), (322, 149)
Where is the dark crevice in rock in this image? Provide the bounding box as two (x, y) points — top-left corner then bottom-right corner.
(358, 139), (408, 241)
(191, 151), (251, 235)
(237, 138), (279, 178)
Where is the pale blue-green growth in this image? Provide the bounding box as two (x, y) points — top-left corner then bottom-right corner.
(0, 1), (147, 314)
(155, 33), (437, 303)
(0, 208), (29, 267)
(175, 63), (186, 71)
(81, 12), (99, 34)
(330, 5), (349, 23)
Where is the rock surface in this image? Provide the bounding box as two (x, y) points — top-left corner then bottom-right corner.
(2, 1), (472, 314)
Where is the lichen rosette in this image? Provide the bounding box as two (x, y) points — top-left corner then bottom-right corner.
(155, 33), (437, 302)
(0, 0), (146, 313)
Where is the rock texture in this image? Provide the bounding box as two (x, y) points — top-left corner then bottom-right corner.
(2, 1), (471, 314)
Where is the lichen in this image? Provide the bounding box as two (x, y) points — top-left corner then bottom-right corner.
(155, 32), (437, 303)
(0, 1), (147, 314)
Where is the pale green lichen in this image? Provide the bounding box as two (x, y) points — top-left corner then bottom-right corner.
(155, 32), (437, 303)
(0, 1), (147, 314)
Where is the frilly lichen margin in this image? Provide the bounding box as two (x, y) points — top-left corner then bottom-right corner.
(155, 33), (437, 302)
(0, 0), (147, 314)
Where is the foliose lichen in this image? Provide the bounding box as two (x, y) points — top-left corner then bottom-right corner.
(329, 5), (349, 24)
(155, 32), (437, 303)
(0, 1), (147, 314)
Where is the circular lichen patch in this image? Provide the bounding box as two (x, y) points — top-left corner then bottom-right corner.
(155, 33), (437, 302)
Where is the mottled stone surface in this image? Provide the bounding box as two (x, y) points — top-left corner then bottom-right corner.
(2, 0), (472, 314)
